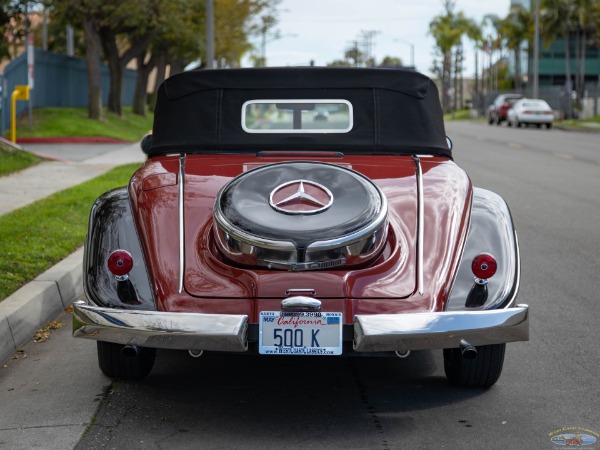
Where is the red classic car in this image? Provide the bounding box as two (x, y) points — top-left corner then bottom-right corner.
(73, 67), (528, 387)
(487, 93), (524, 125)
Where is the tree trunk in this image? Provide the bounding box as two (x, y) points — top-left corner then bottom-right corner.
(82, 18), (103, 121)
(515, 48), (521, 91)
(149, 51), (167, 111)
(579, 29), (587, 105)
(100, 28), (123, 116)
(169, 58), (186, 76)
(564, 31), (573, 118)
(132, 53), (157, 116)
(99, 29), (155, 117)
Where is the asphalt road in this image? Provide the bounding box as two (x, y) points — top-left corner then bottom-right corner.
(1, 122), (599, 449)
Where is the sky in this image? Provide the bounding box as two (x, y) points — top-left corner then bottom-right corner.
(253, 0), (513, 77)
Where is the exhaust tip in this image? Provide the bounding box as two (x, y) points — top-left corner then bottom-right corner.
(460, 340), (478, 360)
(188, 349), (204, 358)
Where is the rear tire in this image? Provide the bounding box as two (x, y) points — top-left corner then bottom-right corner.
(97, 341), (156, 380)
(546, 123), (553, 129)
(443, 343), (505, 388)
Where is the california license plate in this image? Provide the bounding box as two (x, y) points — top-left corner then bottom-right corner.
(259, 311), (343, 355)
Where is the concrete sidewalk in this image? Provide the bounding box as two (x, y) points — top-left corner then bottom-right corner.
(0, 141), (146, 364)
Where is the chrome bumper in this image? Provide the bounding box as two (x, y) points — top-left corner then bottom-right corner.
(73, 301), (528, 353)
(353, 305), (529, 352)
(72, 301), (248, 352)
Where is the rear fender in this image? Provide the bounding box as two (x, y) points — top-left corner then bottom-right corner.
(84, 188), (156, 310)
(447, 188), (520, 311)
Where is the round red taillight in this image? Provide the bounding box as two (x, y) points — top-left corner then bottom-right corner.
(107, 250), (134, 276)
(471, 253), (497, 280)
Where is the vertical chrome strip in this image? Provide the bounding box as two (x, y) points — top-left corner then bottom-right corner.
(178, 155), (186, 294)
(413, 156), (424, 295)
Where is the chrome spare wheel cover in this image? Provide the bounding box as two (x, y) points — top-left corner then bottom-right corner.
(213, 161), (388, 271)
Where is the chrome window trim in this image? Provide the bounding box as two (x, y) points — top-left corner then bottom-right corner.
(241, 99), (353, 134)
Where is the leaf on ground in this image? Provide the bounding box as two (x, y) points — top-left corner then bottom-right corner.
(12, 350), (26, 359)
(33, 320), (64, 342)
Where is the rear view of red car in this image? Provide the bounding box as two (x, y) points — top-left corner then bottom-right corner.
(73, 68), (528, 388)
(488, 93), (524, 125)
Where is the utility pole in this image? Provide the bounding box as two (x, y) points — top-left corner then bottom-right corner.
(532, 0), (539, 98)
(205, 0), (214, 69)
(359, 30), (379, 67)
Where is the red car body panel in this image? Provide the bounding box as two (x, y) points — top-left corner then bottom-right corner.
(129, 153), (471, 325)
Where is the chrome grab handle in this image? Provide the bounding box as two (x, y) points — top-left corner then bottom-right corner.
(281, 296), (321, 311)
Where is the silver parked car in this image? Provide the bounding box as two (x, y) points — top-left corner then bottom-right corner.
(507, 99), (554, 129)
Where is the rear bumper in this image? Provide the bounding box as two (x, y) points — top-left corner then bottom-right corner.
(73, 301), (528, 353)
(72, 301), (249, 352)
(353, 305), (528, 352)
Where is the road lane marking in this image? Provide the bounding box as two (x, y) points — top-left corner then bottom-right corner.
(508, 142), (522, 149)
(555, 153), (574, 160)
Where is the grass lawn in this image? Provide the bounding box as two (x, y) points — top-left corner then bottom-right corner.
(559, 114), (600, 130)
(0, 163), (141, 301)
(0, 147), (42, 176)
(12, 107), (154, 142)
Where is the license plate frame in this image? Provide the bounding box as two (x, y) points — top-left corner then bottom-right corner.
(259, 311), (343, 355)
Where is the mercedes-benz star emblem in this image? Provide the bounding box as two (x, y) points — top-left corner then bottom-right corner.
(269, 180), (333, 214)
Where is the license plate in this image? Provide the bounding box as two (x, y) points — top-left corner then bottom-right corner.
(259, 311), (343, 355)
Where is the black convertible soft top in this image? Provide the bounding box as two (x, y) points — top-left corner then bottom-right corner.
(148, 67), (450, 158)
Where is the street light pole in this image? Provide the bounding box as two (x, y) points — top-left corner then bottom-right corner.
(533, 0), (539, 98)
(394, 38), (415, 68)
(205, 0), (214, 69)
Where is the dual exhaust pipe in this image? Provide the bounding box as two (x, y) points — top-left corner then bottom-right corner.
(121, 342), (477, 360)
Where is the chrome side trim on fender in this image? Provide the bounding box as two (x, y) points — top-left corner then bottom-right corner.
(178, 155), (185, 294)
(353, 304), (529, 352)
(412, 156), (424, 295)
(72, 301), (248, 352)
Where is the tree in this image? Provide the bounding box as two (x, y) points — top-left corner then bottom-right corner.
(501, 4), (532, 91)
(344, 43), (365, 67)
(52, 0), (105, 120)
(540, 0), (575, 117)
(429, 1), (475, 112)
(379, 56), (403, 67)
(571, 0), (600, 104)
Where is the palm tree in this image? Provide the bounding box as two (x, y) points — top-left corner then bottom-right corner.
(462, 19), (484, 112)
(429, 0), (469, 112)
(540, 0), (574, 116)
(502, 4), (532, 91)
(571, 0), (600, 105)
(483, 13), (505, 94)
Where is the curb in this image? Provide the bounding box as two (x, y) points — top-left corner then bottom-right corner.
(0, 248), (83, 365)
(16, 137), (133, 144)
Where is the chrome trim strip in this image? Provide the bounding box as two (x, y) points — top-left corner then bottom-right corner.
(306, 185), (388, 251)
(353, 304), (529, 352)
(72, 301), (248, 352)
(178, 155), (185, 294)
(413, 156), (424, 295)
(241, 99), (354, 134)
(213, 207), (297, 252)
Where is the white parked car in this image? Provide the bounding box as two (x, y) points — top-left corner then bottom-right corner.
(507, 99), (554, 129)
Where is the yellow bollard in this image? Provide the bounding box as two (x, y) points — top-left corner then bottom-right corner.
(11, 85), (30, 143)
